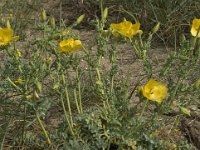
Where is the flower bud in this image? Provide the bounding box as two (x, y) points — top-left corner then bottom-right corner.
(33, 90), (40, 100)
(26, 95), (32, 100)
(41, 9), (47, 22)
(50, 16), (56, 28)
(152, 22), (160, 33)
(103, 7), (108, 20)
(16, 49), (22, 57)
(180, 106), (191, 117)
(6, 19), (11, 29)
(75, 14), (85, 25)
(14, 78), (24, 84)
(35, 79), (42, 93)
(46, 57), (52, 63)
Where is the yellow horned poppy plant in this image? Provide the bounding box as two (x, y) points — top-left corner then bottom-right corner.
(59, 38), (82, 53)
(0, 27), (19, 46)
(191, 18), (200, 37)
(139, 79), (168, 103)
(110, 19), (142, 38)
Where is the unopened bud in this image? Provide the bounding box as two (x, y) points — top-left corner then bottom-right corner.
(180, 106), (191, 117)
(16, 49), (22, 57)
(41, 9), (47, 22)
(75, 14), (85, 25)
(37, 82), (42, 93)
(14, 78), (24, 84)
(35, 79), (42, 93)
(152, 22), (160, 33)
(50, 16), (56, 28)
(137, 30), (143, 35)
(26, 95), (32, 100)
(6, 19), (11, 29)
(46, 57), (52, 63)
(33, 90), (40, 100)
(96, 80), (103, 86)
(103, 7), (108, 20)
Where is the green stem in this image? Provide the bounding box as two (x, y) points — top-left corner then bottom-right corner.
(76, 68), (83, 113)
(6, 77), (21, 91)
(78, 81), (83, 113)
(110, 76), (114, 93)
(74, 89), (80, 113)
(59, 1), (62, 27)
(82, 46), (95, 87)
(62, 74), (73, 127)
(139, 100), (148, 119)
(130, 38), (141, 58)
(129, 100), (149, 136)
(96, 67), (110, 110)
(61, 94), (74, 136)
(99, 0), (104, 29)
(168, 78), (181, 107)
(35, 110), (51, 145)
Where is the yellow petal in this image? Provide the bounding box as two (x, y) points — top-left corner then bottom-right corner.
(59, 38), (82, 53)
(141, 79), (168, 103)
(110, 20), (142, 38)
(0, 28), (18, 45)
(191, 18), (200, 37)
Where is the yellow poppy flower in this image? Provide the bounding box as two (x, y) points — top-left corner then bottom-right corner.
(59, 38), (82, 53)
(110, 19), (142, 38)
(191, 18), (200, 37)
(0, 27), (19, 46)
(139, 79), (168, 103)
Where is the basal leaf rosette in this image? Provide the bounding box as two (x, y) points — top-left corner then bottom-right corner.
(110, 19), (142, 38)
(59, 38), (82, 53)
(139, 79), (168, 103)
(191, 18), (200, 37)
(0, 27), (19, 46)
